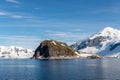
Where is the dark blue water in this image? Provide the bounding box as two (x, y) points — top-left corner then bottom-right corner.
(0, 58), (120, 80)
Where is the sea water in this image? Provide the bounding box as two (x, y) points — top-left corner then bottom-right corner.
(0, 58), (119, 80)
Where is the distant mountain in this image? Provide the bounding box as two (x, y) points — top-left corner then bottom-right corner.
(0, 46), (34, 58)
(70, 27), (120, 58)
(32, 40), (80, 59)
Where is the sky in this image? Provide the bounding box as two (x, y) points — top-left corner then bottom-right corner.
(0, 0), (120, 49)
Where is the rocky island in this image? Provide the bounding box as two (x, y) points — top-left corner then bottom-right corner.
(32, 40), (80, 59)
(32, 40), (100, 59)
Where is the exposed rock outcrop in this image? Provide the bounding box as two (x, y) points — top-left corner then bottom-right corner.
(110, 42), (120, 51)
(87, 54), (102, 59)
(70, 36), (109, 50)
(32, 40), (79, 59)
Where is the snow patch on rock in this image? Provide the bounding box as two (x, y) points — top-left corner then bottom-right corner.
(51, 41), (57, 45)
(61, 44), (65, 47)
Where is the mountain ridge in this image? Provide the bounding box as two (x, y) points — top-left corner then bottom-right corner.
(70, 27), (120, 58)
(0, 46), (34, 58)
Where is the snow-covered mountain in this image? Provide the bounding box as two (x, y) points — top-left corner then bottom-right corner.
(0, 46), (34, 58)
(70, 27), (120, 58)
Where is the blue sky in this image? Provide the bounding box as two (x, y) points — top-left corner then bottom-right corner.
(0, 0), (120, 49)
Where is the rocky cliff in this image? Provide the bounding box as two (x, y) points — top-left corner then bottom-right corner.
(32, 40), (79, 59)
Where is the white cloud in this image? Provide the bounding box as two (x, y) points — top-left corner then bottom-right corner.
(0, 11), (32, 19)
(53, 33), (67, 36)
(46, 31), (90, 39)
(0, 12), (7, 16)
(34, 8), (40, 10)
(11, 15), (23, 19)
(6, 0), (19, 4)
(12, 5), (20, 8)
(72, 29), (83, 32)
(0, 35), (40, 41)
(0, 35), (42, 49)
(45, 31), (91, 45)
(91, 4), (120, 14)
(53, 32), (90, 40)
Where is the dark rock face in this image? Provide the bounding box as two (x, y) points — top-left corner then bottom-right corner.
(110, 42), (120, 51)
(32, 40), (77, 59)
(70, 36), (109, 50)
(87, 54), (101, 59)
(70, 40), (88, 50)
(87, 36), (108, 47)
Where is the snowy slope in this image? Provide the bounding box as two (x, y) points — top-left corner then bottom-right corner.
(0, 46), (34, 58)
(90, 27), (120, 40)
(70, 27), (120, 57)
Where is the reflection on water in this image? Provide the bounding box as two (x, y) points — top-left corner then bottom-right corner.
(0, 58), (119, 80)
